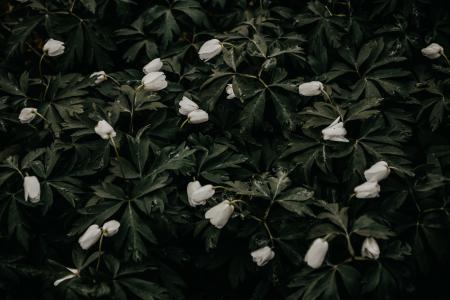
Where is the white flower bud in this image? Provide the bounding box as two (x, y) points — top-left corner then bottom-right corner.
(361, 237), (380, 259)
(225, 84), (236, 99)
(298, 81), (324, 96)
(102, 220), (120, 237)
(90, 71), (107, 85)
(198, 39), (223, 62)
(304, 238), (329, 269)
(94, 120), (116, 140)
(322, 117), (349, 142)
(364, 161), (390, 182)
(24, 176), (40, 203)
(143, 58), (163, 74)
(205, 200), (234, 229)
(187, 181), (215, 207)
(421, 43), (444, 59)
(78, 224), (102, 250)
(251, 246), (275, 266)
(43, 39), (65, 57)
(178, 96), (199, 116)
(19, 108), (38, 124)
(354, 181), (380, 198)
(188, 109), (209, 124)
(141, 71), (168, 91)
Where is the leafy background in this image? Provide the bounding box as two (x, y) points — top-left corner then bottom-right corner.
(1, 0), (450, 299)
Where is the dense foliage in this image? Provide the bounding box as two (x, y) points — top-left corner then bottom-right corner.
(1, 0), (450, 299)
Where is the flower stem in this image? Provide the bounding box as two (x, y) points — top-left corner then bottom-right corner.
(38, 54), (45, 79)
(35, 112), (49, 123)
(441, 52), (450, 68)
(106, 75), (121, 87)
(180, 118), (189, 128)
(95, 233), (104, 271)
(321, 88), (344, 120)
(110, 137), (126, 178)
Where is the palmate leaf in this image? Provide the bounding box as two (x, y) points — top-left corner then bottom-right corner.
(45, 15), (115, 70)
(323, 38), (410, 100)
(189, 134), (247, 183)
(142, 0), (208, 48)
(294, 1), (347, 49)
(115, 18), (158, 63)
(288, 264), (361, 300)
(39, 73), (90, 135)
(5, 16), (44, 58)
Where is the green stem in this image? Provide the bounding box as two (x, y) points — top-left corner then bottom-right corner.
(39, 54), (45, 79)
(237, 73), (269, 89)
(106, 75), (121, 87)
(35, 112), (49, 123)
(130, 85), (144, 134)
(212, 185), (227, 190)
(321, 88), (344, 120)
(263, 222), (275, 247)
(70, 0), (77, 12)
(110, 137), (126, 178)
(95, 233), (104, 271)
(221, 41), (234, 48)
(441, 52), (450, 68)
(180, 118), (189, 128)
(345, 231), (355, 257)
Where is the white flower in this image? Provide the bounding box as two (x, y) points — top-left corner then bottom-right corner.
(188, 109), (209, 124)
(179, 96), (199, 116)
(90, 71), (107, 85)
(19, 108), (38, 124)
(102, 220), (120, 237)
(361, 237), (380, 259)
(143, 58), (163, 74)
(354, 181), (380, 198)
(321, 117), (349, 142)
(24, 176), (40, 203)
(225, 84), (236, 99)
(304, 238), (329, 269)
(251, 246), (275, 267)
(205, 200), (234, 229)
(187, 181), (215, 207)
(364, 161), (390, 182)
(421, 43), (444, 59)
(78, 224), (102, 250)
(94, 120), (116, 140)
(298, 81), (324, 96)
(141, 71), (168, 91)
(53, 267), (79, 286)
(198, 39), (223, 62)
(43, 38), (65, 57)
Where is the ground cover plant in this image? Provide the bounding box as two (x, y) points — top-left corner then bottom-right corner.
(1, 0), (450, 299)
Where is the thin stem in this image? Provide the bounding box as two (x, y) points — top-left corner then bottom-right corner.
(15, 167), (25, 179)
(95, 233), (104, 271)
(39, 54), (46, 79)
(229, 199), (248, 206)
(106, 75), (121, 87)
(321, 88), (344, 120)
(110, 137), (126, 178)
(221, 41), (234, 48)
(441, 52), (450, 68)
(130, 85), (144, 134)
(263, 222), (275, 247)
(345, 232), (355, 257)
(180, 118), (189, 128)
(35, 112), (49, 123)
(70, 0), (77, 12)
(212, 185), (228, 190)
(237, 73), (269, 89)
